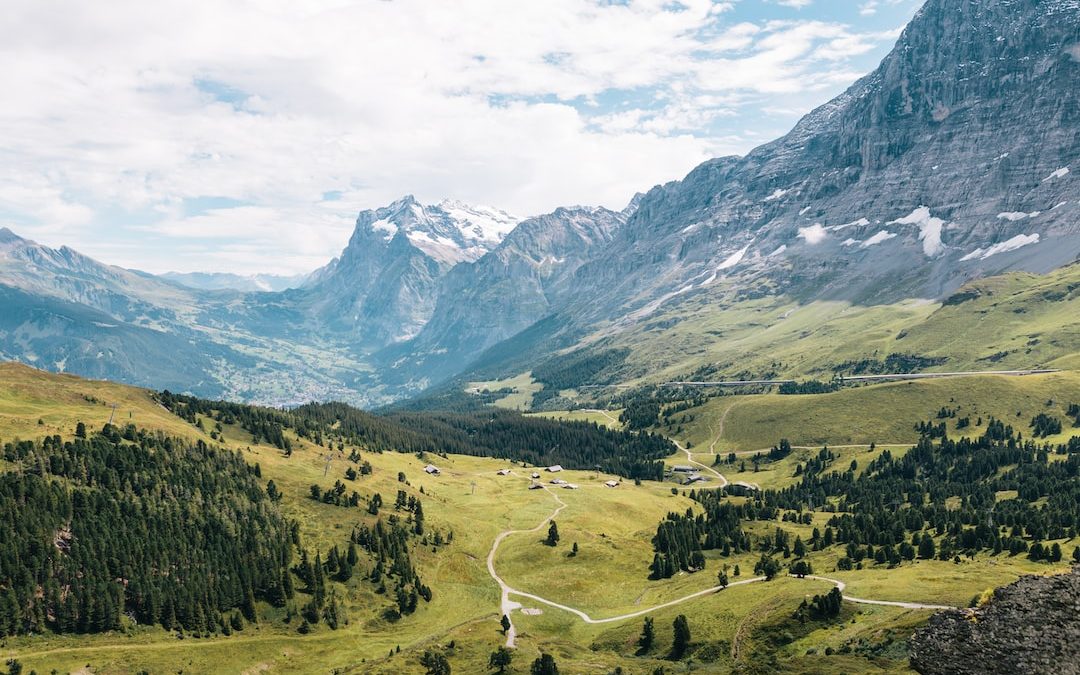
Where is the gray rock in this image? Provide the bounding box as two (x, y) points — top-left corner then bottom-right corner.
(909, 565), (1080, 675)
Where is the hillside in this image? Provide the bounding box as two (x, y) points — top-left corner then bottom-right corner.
(2, 364), (1078, 673)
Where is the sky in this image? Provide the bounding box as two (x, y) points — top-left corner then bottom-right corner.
(0, 0), (924, 275)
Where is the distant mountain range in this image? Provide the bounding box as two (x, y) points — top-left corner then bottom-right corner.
(1, 0), (1078, 407)
(161, 271), (309, 293)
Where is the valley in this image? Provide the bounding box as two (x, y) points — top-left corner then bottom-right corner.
(1, 0), (1079, 672)
(1, 363), (1077, 673)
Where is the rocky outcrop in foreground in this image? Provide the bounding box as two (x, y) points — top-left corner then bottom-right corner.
(909, 565), (1080, 675)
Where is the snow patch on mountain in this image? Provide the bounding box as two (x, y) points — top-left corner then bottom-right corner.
(862, 230), (897, 247)
(717, 244), (751, 271)
(888, 207), (946, 256)
(1043, 167), (1070, 181)
(798, 224), (828, 245)
(764, 188), (789, 202)
(370, 218), (399, 240)
(437, 199), (519, 244)
(357, 196), (520, 265)
(828, 217), (870, 231)
(997, 211), (1040, 221)
(960, 233), (1041, 262)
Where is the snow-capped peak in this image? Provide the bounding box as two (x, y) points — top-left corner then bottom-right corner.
(355, 196), (520, 265)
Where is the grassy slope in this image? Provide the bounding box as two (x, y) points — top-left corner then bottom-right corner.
(486, 264), (1080, 410)
(607, 263), (1080, 387)
(2, 363), (1076, 673)
(667, 370), (1080, 453)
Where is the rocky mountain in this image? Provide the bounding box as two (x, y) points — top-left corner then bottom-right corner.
(1, 0), (1079, 406)
(562, 0), (1080, 329)
(160, 271), (308, 293)
(379, 203), (632, 386)
(300, 196), (519, 345)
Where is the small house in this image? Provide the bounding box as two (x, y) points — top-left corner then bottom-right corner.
(563, 483), (579, 490)
(546, 465), (563, 473)
(528, 482), (544, 490)
(685, 473), (706, 484)
(672, 465), (695, 473)
(423, 464), (441, 475)
(497, 469), (511, 476)
(531, 472), (541, 479)
(604, 480), (619, 488)
(550, 478), (568, 485)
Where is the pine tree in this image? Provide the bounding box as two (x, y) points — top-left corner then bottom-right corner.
(488, 647), (513, 673)
(530, 653), (559, 675)
(919, 534), (936, 560)
(546, 521), (560, 547)
(638, 616), (655, 653)
(671, 614), (691, 659)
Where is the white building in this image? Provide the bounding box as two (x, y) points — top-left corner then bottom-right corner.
(424, 464), (440, 475)
(546, 465), (563, 473)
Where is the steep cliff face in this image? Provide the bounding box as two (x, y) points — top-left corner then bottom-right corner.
(379, 205), (628, 385)
(300, 196), (519, 345)
(566, 0), (1080, 325)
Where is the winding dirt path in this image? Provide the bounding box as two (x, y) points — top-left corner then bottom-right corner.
(487, 470), (954, 648)
(581, 408), (621, 426)
(673, 440), (728, 488)
(486, 485), (569, 647)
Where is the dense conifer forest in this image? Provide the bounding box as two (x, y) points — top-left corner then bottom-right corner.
(0, 425), (293, 636)
(158, 393), (673, 480)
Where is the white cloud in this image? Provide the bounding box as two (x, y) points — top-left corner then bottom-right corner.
(0, 0), (907, 274)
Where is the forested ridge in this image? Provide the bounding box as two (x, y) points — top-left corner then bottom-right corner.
(158, 393), (673, 480)
(0, 425), (292, 636)
(649, 420), (1080, 576)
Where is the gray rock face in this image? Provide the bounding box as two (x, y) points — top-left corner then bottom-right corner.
(909, 565), (1080, 675)
(301, 195), (519, 345)
(381, 205), (627, 384)
(565, 0), (1080, 324)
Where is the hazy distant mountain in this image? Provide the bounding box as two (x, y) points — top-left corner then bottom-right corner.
(379, 203), (631, 387)
(300, 195), (520, 346)
(161, 271), (309, 293)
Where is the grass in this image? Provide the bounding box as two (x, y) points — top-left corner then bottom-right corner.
(526, 407), (624, 429)
(667, 371), (1080, 452)
(466, 371), (542, 411)
(2, 363), (1077, 673)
